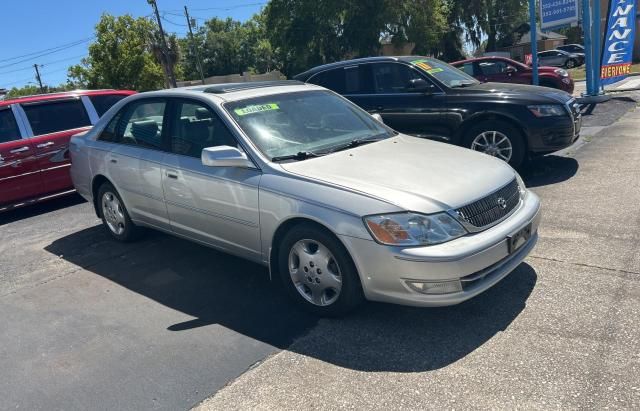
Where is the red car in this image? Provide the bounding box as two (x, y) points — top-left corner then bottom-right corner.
(0, 89), (135, 212)
(451, 56), (574, 93)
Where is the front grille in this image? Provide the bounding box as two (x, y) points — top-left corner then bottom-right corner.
(455, 178), (519, 228)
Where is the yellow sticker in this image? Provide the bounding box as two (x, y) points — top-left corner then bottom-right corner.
(427, 68), (444, 74)
(234, 103), (280, 116)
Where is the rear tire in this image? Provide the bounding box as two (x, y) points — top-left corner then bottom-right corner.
(565, 59), (576, 69)
(97, 182), (142, 242)
(463, 120), (526, 169)
(277, 223), (364, 317)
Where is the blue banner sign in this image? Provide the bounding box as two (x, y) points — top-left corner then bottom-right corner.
(540, 0), (579, 30)
(601, 0), (637, 85)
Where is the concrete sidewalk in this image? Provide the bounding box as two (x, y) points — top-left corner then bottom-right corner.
(194, 105), (640, 410)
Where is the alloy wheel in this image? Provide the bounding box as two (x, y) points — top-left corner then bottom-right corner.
(470, 130), (513, 162)
(288, 239), (342, 306)
(101, 191), (126, 235)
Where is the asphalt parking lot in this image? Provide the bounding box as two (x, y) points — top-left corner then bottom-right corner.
(1, 97), (639, 410)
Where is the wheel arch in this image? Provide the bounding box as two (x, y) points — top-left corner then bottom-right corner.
(91, 174), (113, 218)
(268, 216), (356, 283)
(456, 112), (528, 151)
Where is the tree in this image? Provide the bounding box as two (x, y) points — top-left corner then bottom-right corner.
(5, 83), (75, 99)
(67, 14), (165, 91)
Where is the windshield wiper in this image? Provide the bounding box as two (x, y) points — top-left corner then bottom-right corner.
(271, 151), (322, 162)
(322, 134), (389, 154)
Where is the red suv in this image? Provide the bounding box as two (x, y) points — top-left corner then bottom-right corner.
(451, 57), (574, 93)
(0, 89), (135, 212)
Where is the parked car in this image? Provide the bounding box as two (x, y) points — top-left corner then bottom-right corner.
(557, 44), (585, 55)
(537, 49), (584, 68)
(451, 56), (574, 93)
(293, 56), (581, 168)
(0, 89), (135, 212)
(69, 81), (540, 316)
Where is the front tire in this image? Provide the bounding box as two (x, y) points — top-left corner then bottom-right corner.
(565, 59), (576, 69)
(463, 120), (526, 169)
(277, 223), (364, 317)
(98, 182), (141, 242)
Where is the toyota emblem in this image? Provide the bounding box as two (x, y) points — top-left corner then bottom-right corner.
(497, 197), (507, 209)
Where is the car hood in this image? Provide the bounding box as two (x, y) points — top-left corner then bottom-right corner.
(279, 135), (516, 215)
(464, 82), (573, 104)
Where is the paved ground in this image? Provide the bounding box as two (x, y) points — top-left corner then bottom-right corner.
(1, 98), (639, 410)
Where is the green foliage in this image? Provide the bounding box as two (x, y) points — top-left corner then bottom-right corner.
(5, 83), (76, 99)
(68, 14), (165, 91)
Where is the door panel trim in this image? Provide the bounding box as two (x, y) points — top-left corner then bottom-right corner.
(164, 198), (259, 227)
(0, 169), (41, 182)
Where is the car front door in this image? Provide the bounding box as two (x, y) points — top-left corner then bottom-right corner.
(477, 60), (511, 83)
(96, 98), (170, 230)
(20, 97), (93, 196)
(161, 98), (262, 260)
(347, 62), (449, 139)
(0, 106), (42, 208)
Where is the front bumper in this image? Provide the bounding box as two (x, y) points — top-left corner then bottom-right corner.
(527, 114), (581, 153)
(340, 191), (541, 307)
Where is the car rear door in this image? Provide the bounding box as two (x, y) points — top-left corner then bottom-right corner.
(0, 105), (43, 208)
(20, 97), (93, 196)
(160, 98), (262, 260)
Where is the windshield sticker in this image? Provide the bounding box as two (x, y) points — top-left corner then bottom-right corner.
(426, 68), (444, 74)
(234, 103), (280, 116)
(411, 59), (432, 71)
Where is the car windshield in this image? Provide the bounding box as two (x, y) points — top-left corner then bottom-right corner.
(409, 57), (480, 88)
(225, 90), (396, 161)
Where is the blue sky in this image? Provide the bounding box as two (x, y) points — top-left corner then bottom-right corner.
(0, 0), (265, 90)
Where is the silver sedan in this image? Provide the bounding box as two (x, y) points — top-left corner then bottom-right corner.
(69, 81), (540, 316)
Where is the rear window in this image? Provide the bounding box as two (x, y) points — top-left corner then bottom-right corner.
(0, 108), (21, 143)
(308, 69), (346, 94)
(22, 99), (91, 135)
(89, 94), (128, 117)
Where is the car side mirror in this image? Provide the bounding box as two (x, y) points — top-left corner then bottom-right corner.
(201, 146), (253, 168)
(407, 78), (433, 93)
(371, 113), (384, 124)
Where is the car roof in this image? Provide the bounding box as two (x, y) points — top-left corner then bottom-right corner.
(0, 89), (135, 107)
(293, 56), (431, 80)
(137, 80), (326, 103)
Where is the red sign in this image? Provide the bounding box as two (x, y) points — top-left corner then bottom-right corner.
(525, 53), (533, 65)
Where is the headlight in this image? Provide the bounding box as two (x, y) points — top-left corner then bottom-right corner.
(527, 104), (566, 117)
(364, 212), (467, 246)
(554, 68), (569, 77)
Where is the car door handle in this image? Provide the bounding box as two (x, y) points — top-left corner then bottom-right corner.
(10, 146), (29, 154)
(376, 106), (384, 111)
(110, 158), (118, 163)
(166, 171), (178, 179)
(36, 141), (54, 148)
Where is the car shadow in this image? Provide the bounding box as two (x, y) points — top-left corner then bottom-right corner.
(45, 226), (536, 372)
(0, 194), (85, 226)
(521, 155), (579, 188)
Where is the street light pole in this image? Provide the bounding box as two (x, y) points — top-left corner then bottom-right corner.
(147, 0), (177, 88)
(529, 0), (539, 86)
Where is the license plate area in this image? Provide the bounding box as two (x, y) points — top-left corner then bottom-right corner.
(508, 223), (532, 254)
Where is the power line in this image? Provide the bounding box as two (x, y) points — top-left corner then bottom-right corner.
(0, 54), (87, 76)
(0, 38), (93, 70)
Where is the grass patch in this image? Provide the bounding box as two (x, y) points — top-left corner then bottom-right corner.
(568, 62), (640, 81)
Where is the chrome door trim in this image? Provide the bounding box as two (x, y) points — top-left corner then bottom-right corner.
(164, 198), (259, 227)
(11, 104), (33, 138)
(81, 95), (100, 124)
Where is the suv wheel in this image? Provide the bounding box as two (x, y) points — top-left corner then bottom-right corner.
(98, 182), (141, 242)
(278, 223), (364, 317)
(565, 59), (576, 69)
(464, 120), (526, 169)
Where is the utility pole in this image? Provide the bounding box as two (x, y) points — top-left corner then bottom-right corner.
(33, 64), (44, 93)
(184, 6), (206, 84)
(147, 0), (177, 88)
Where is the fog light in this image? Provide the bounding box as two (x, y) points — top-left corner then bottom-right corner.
(406, 280), (463, 295)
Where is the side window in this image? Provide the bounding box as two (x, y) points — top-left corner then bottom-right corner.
(461, 63), (475, 76)
(22, 99), (91, 135)
(169, 100), (237, 158)
(99, 100), (166, 150)
(478, 61), (506, 75)
(371, 63), (423, 93)
(0, 108), (21, 144)
(89, 94), (128, 117)
(308, 69), (345, 94)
